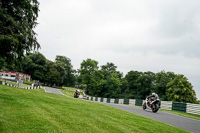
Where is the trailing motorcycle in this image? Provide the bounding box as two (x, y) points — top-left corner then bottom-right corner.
(74, 90), (80, 98)
(143, 97), (160, 113)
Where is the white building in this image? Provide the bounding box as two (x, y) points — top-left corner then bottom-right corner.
(0, 71), (31, 81)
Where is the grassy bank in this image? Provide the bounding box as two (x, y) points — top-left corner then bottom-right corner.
(60, 89), (83, 97)
(0, 85), (188, 133)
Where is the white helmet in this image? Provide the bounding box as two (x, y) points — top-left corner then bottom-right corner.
(152, 92), (156, 95)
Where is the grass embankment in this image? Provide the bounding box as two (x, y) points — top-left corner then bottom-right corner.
(62, 86), (77, 91)
(0, 85), (189, 133)
(60, 89), (83, 97)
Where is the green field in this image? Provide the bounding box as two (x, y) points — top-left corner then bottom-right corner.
(62, 86), (77, 91)
(0, 85), (188, 133)
(60, 89), (83, 97)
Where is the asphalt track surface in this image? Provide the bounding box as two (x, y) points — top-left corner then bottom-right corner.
(45, 87), (200, 133)
(96, 102), (200, 133)
(44, 87), (64, 95)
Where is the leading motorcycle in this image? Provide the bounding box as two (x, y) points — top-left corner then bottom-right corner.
(143, 97), (160, 113)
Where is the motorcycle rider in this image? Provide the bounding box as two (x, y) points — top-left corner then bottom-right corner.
(147, 92), (159, 106)
(74, 89), (80, 98)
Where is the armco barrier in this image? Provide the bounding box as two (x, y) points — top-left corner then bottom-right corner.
(98, 97), (101, 102)
(110, 98), (115, 103)
(95, 97), (98, 101)
(119, 99), (124, 104)
(91, 97), (93, 101)
(107, 98), (111, 103)
(172, 102), (186, 112)
(124, 99), (129, 104)
(160, 101), (172, 110)
(187, 103), (200, 115)
(100, 97), (103, 102)
(103, 98), (107, 103)
(114, 98), (119, 104)
(135, 99), (143, 106)
(129, 99), (135, 105)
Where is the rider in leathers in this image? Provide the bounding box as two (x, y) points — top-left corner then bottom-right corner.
(147, 92), (159, 107)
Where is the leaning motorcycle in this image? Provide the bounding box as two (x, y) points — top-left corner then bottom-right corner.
(74, 91), (80, 98)
(143, 97), (160, 113)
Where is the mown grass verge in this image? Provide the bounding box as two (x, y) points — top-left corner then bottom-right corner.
(60, 89), (83, 97)
(62, 86), (77, 91)
(0, 85), (189, 133)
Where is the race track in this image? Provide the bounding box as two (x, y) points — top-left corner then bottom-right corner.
(96, 102), (200, 133)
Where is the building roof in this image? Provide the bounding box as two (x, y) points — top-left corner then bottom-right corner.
(0, 71), (31, 77)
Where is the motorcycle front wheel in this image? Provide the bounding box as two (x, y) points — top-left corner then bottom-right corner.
(152, 104), (158, 113)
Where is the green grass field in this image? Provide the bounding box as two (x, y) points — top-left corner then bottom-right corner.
(60, 89), (83, 97)
(0, 85), (189, 133)
(62, 86), (77, 91)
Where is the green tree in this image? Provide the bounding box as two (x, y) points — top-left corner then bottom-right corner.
(79, 59), (99, 95)
(0, 0), (40, 65)
(54, 61), (66, 86)
(123, 71), (155, 99)
(166, 74), (197, 103)
(0, 56), (20, 71)
(22, 52), (47, 82)
(103, 72), (122, 98)
(123, 71), (143, 99)
(155, 71), (176, 100)
(101, 62), (117, 78)
(139, 71), (155, 99)
(100, 62), (122, 98)
(45, 60), (60, 86)
(55, 55), (76, 87)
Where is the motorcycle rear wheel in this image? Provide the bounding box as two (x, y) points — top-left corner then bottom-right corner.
(143, 103), (146, 110)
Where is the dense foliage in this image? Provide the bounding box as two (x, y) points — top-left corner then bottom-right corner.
(166, 74), (197, 103)
(0, 0), (40, 70)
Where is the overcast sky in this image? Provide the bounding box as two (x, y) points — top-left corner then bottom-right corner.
(35, 0), (200, 100)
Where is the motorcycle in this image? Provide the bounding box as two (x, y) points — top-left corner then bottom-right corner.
(143, 97), (160, 113)
(74, 90), (80, 98)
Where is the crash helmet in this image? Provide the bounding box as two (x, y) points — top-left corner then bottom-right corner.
(152, 92), (156, 96)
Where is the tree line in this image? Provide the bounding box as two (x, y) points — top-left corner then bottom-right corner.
(0, 0), (198, 103)
(1, 52), (198, 103)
